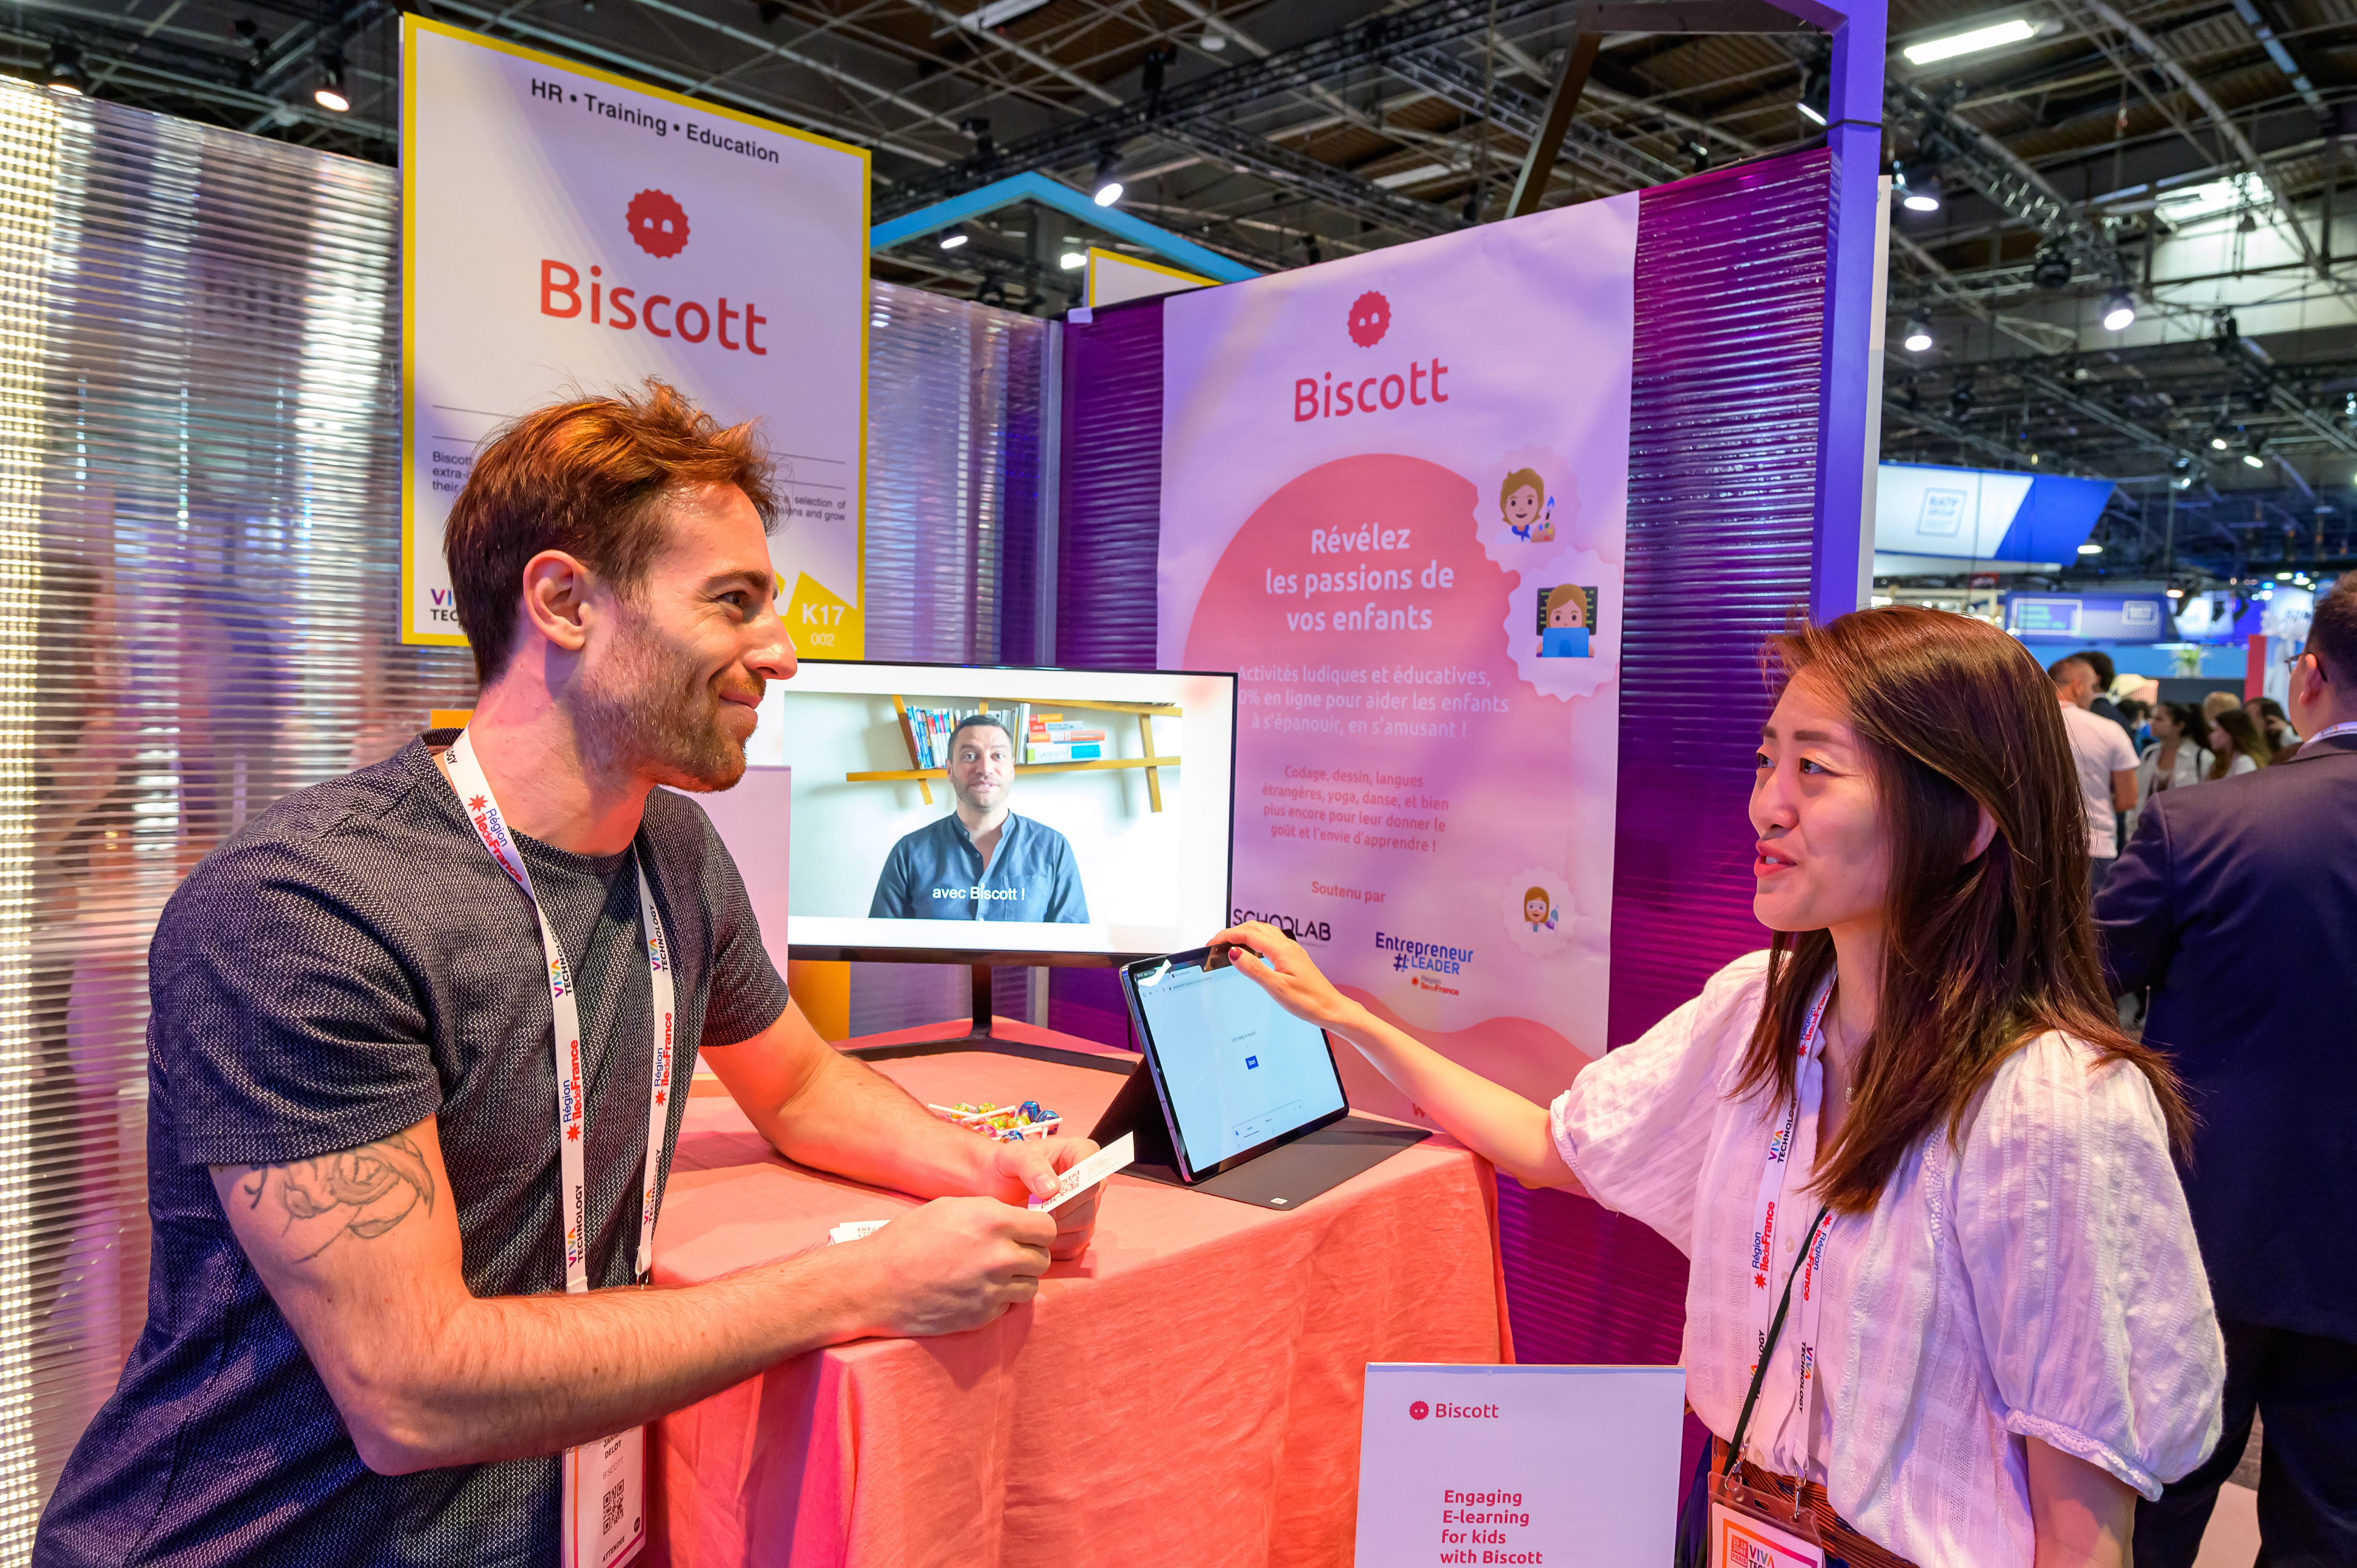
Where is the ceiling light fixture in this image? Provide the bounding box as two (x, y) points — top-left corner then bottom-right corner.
(1091, 148), (1124, 207)
(2102, 288), (2138, 332)
(314, 51), (350, 113)
(1902, 314), (1933, 353)
(1902, 18), (2041, 66)
(2243, 451), (2267, 469)
(2078, 541), (2104, 555)
(938, 231), (968, 250)
(1059, 251), (1086, 270)
(43, 41), (85, 95)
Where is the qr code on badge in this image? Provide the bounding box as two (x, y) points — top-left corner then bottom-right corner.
(601, 1479), (624, 1535)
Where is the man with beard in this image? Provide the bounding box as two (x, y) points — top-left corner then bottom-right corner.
(869, 714), (1089, 922)
(35, 382), (1100, 1568)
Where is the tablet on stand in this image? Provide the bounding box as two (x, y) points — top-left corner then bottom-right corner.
(1089, 947), (1430, 1209)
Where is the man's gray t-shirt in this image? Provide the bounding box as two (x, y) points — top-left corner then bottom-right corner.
(35, 733), (792, 1568)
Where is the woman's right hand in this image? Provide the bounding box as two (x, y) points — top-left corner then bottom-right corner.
(1209, 922), (1364, 1033)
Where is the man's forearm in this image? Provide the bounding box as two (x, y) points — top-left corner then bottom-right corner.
(356, 1247), (868, 1473)
(764, 1046), (1001, 1199)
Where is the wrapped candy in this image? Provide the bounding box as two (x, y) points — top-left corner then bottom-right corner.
(926, 1099), (1062, 1141)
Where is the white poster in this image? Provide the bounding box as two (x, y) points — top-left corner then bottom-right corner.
(1355, 1364), (1687, 1566)
(401, 17), (868, 654)
(1158, 195), (1637, 1115)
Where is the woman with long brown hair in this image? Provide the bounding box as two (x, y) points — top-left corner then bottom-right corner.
(1214, 608), (2222, 1568)
(2205, 707), (2271, 778)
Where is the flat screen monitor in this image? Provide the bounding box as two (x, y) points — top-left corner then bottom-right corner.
(745, 660), (1237, 962)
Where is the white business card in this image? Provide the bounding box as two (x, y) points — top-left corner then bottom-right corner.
(1029, 1132), (1134, 1213)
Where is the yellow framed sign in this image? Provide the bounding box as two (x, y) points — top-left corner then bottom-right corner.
(400, 16), (868, 655)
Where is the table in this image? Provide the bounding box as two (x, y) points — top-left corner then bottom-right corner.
(646, 1018), (1510, 1568)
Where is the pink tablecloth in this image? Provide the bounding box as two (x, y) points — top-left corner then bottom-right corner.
(647, 1019), (1509, 1568)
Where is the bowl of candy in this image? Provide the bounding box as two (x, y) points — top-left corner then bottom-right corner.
(927, 1099), (1062, 1141)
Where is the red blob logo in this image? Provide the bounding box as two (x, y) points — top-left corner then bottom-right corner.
(627, 189), (690, 258)
(1347, 290), (1391, 348)
(1409, 1401), (1429, 1421)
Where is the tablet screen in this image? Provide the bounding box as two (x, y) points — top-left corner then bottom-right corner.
(1129, 954), (1347, 1172)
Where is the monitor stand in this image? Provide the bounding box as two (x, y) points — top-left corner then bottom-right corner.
(842, 965), (1136, 1075)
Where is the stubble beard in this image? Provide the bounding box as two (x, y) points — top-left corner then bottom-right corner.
(578, 609), (759, 794)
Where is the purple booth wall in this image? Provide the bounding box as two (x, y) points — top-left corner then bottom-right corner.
(1051, 152), (1832, 1370)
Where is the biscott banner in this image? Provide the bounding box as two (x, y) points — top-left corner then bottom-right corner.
(1159, 194), (1637, 1115)
(399, 17), (868, 653)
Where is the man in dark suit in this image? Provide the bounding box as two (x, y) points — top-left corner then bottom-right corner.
(2097, 572), (2357, 1568)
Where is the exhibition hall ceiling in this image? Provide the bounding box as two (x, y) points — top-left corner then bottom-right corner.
(15, 0), (2357, 578)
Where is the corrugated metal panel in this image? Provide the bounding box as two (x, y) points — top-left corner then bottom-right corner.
(0, 87), (475, 1552)
(1055, 297), (1163, 673)
(861, 281), (1048, 667)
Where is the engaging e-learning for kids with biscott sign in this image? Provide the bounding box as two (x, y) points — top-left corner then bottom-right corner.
(1353, 1363), (1686, 1566)
(1158, 193), (1636, 1117)
(399, 16), (869, 653)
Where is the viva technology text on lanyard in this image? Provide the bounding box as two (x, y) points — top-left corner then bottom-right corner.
(1706, 976), (1842, 1568)
(441, 730), (676, 1568)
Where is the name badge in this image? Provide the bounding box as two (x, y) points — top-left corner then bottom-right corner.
(563, 1426), (646, 1568)
(1706, 1475), (1826, 1568)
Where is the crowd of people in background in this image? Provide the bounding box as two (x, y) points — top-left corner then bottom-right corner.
(2048, 574), (2357, 1567)
(2048, 649), (2311, 866)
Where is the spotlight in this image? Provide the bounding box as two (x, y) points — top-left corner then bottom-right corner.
(43, 41), (85, 95)
(1949, 383), (1975, 421)
(1091, 148), (1124, 208)
(2276, 571), (2293, 581)
(1898, 170), (1942, 213)
(1902, 313), (1933, 353)
(1059, 251), (1086, 270)
(2078, 541), (2104, 555)
(2102, 288), (2138, 332)
(2243, 450), (2267, 469)
(2210, 433), (2231, 451)
(1684, 140), (1712, 174)
(2166, 586), (2185, 598)
(314, 51), (350, 113)
(2032, 245), (2073, 291)
(938, 231), (969, 250)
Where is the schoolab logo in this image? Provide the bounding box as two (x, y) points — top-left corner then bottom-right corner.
(1231, 907), (1330, 945)
(627, 189), (690, 257)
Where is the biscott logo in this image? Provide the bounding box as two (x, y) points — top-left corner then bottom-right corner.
(1409, 1401), (1429, 1421)
(627, 189), (690, 258)
(1347, 289), (1391, 347)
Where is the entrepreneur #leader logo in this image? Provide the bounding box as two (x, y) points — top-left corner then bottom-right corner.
(1377, 930), (1473, 976)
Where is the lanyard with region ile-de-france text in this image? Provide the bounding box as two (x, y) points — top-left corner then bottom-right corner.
(437, 728), (674, 1568)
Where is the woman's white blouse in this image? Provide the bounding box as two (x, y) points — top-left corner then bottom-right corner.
(1550, 953), (2223, 1568)
(2223, 752), (2259, 777)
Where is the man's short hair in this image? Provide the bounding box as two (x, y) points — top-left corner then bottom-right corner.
(2048, 654), (2093, 688)
(2073, 648), (2117, 688)
(948, 714), (1014, 754)
(2311, 571), (2357, 690)
(445, 378), (779, 683)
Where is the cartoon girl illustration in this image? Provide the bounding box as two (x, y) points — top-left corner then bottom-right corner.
(1539, 585), (1594, 658)
(1500, 468), (1555, 542)
(1522, 886), (1559, 932)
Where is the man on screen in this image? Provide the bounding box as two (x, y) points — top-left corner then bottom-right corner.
(870, 715), (1090, 922)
